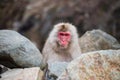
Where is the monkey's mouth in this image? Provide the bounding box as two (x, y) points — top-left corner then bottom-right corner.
(61, 41), (67, 45)
(59, 40), (69, 48)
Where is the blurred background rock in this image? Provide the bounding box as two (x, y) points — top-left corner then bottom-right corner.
(0, 0), (120, 51)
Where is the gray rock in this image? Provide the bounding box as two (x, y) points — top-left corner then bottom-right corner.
(45, 62), (69, 80)
(1, 67), (44, 80)
(58, 50), (120, 80)
(79, 29), (120, 53)
(0, 64), (10, 74)
(0, 30), (43, 68)
(48, 62), (68, 77)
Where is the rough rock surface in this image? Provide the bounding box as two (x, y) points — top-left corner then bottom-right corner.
(57, 50), (120, 80)
(0, 30), (43, 68)
(48, 62), (68, 78)
(79, 30), (120, 53)
(0, 65), (10, 74)
(1, 67), (44, 80)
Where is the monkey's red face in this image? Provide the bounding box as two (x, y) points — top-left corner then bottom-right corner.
(58, 31), (71, 48)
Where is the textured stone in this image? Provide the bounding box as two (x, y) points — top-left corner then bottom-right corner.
(1, 67), (44, 80)
(79, 30), (120, 53)
(0, 30), (43, 68)
(0, 64), (10, 74)
(48, 62), (68, 77)
(58, 50), (120, 80)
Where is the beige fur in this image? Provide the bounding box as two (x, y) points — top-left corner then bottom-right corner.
(42, 23), (81, 65)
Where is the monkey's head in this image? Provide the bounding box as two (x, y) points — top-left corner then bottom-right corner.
(49, 23), (78, 49)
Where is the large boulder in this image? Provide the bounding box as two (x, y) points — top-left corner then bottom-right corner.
(0, 30), (43, 68)
(79, 30), (120, 53)
(1, 67), (44, 80)
(57, 50), (120, 80)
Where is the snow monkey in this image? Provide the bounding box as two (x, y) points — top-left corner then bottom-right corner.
(42, 23), (81, 65)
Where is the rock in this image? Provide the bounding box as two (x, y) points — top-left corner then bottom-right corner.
(79, 30), (120, 53)
(0, 30), (43, 68)
(0, 67), (44, 80)
(47, 62), (68, 79)
(57, 50), (120, 80)
(0, 64), (10, 74)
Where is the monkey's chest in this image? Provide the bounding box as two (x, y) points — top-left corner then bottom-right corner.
(57, 52), (73, 62)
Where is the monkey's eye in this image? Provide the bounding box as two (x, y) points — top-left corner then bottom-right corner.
(58, 32), (65, 36)
(65, 33), (70, 36)
(59, 33), (64, 36)
(58, 32), (70, 36)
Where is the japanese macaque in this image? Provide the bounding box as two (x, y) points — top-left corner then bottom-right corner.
(42, 23), (81, 65)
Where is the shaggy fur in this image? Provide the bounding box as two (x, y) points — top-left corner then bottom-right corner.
(42, 23), (81, 65)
